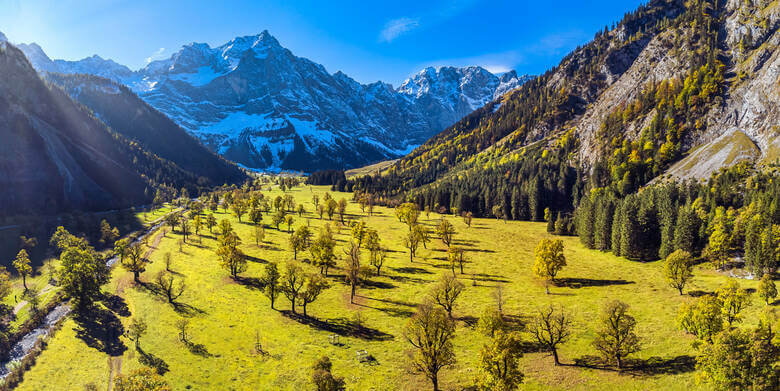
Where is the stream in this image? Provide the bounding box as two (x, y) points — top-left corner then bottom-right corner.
(0, 219), (167, 379)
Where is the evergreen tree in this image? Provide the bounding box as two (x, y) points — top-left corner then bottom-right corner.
(576, 196), (595, 248)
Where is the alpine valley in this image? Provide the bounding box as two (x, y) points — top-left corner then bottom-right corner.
(17, 32), (532, 172)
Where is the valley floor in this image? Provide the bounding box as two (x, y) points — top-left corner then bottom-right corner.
(15, 186), (764, 390)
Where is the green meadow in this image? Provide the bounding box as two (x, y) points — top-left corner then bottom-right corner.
(15, 185), (765, 390)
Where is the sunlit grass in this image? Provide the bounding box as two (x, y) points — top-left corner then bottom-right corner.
(16, 185), (765, 390)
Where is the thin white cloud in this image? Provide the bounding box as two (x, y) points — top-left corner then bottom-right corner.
(528, 30), (588, 55)
(379, 17), (420, 43)
(145, 47), (165, 64)
(414, 50), (525, 78)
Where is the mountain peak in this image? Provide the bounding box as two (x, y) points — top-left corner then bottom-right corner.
(0, 31), (7, 43)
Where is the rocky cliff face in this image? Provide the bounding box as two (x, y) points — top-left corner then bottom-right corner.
(385, 0), (778, 191)
(18, 31), (531, 172)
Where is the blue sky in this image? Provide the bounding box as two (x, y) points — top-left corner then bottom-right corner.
(0, 0), (645, 85)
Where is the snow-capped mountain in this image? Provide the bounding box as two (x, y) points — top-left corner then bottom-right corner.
(398, 66), (532, 131)
(18, 31), (532, 171)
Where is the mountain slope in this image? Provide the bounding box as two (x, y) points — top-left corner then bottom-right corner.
(353, 0), (778, 218)
(0, 41), (217, 215)
(43, 73), (246, 186)
(18, 32), (531, 172)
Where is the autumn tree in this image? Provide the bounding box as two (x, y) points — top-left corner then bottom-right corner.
(310, 229), (337, 276)
(300, 274), (329, 316)
(758, 274), (777, 305)
(477, 307), (506, 337)
(532, 239), (566, 293)
(530, 305), (572, 365)
(435, 219), (456, 248)
(717, 280), (749, 327)
(697, 326), (779, 391)
(477, 330), (524, 391)
(447, 246), (465, 275)
(232, 199), (248, 222)
(336, 198), (348, 223)
(13, 249), (32, 291)
(311, 356), (346, 391)
(249, 208), (263, 226)
(260, 262), (281, 309)
(592, 300), (640, 369)
(343, 241), (361, 303)
(664, 249), (693, 295)
(404, 224), (424, 262)
(396, 203), (420, 230)
(281, 261), (305, 313)
(205, 214), (217, 233)
(99, 220), (120, 247)
(127, 317), (147, 348)
(430, 274), (464, 319)
(56, 231), (109, 312)
(289, 226), (310, 259)
(216, 231), (246, 279)
(404, 303), (456, 391)
(350, 221), (367, 247)
(123, 242), (150, 283)
(677, 295), (724, 343)
(272, 210), (286, 230)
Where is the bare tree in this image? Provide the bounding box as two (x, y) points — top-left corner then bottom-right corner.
(530, 305), (572, 365)
(430, 274), (464, 319)
(155, 271), (185, 304)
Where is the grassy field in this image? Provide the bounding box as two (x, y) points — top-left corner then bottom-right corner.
(15, 185), (766, 390)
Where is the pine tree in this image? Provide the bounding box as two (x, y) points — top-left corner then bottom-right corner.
(576, 196), (595, 248)
(611, 203), (624, 256)
(593, 196), (614, 251)
(620, 197), (641, 260)
(673, 205), (700, 255)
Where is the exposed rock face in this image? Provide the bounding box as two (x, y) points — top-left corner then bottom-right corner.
(18, 32), (532, 172)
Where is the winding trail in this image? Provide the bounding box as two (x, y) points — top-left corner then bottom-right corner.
(0, 206), (181, 380)
(105, 227), (166, 390)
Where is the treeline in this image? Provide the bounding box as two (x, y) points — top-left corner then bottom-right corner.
(306, 170), (346, 187)
(575, 162), (780, 274)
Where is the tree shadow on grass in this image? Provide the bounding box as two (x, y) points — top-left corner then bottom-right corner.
(73, 306), (127, 356)
(137, 345), (169, 374)
(687, 290), (712, 297)
(387, 274), (429, 284)
(354, 302), (414, 318)
(102, 294), (130, 317)
(359, 296), (417, 307)
(281, 311), (394, 341)
(173, 302), (206, 317)
(244, 254), (267, 264)
(471, 274), (511, 283)
(183, 340), (212, 357)
(237, 276), (264, 290)
(390, 267), (432, 275)
(571, 355), (696, 376)
(552, 278), (634, 288)
(361, 279), (396, 289)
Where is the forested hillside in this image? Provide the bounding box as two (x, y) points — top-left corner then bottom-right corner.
(349, 0), (780, 264)
(44, 73), (247, 187)
(0, 41), (242, 215)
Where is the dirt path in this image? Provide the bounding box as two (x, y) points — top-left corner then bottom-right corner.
(106, 227), (166, 391)
(13, 284), (56, 315)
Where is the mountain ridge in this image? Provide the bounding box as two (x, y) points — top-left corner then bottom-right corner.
(17, 31), (532, 172)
